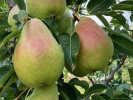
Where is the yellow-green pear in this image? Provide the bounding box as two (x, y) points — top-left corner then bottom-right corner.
(65, 17), (114, 77)
(26, 0), (66, 20)
(25, 83), (58, 100)
(8, 5), (19, 31)
(13, 18), (64, 88)
(57, 9), (74, 35)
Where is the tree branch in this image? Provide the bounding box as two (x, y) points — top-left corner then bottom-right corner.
(15, 87), (29, 100)
(103, 55), (127, 85)
(73, 5), (81, 22)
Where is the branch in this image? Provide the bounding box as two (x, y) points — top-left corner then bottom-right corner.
(103, 55), (127, 85)
(15, 87), (29, 100)
(73, 5), (81, 22)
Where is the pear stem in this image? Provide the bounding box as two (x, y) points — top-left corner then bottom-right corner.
(15, 87), (30, 100)
(73, 14), (81, 21)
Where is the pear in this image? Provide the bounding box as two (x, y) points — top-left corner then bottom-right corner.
(13, 18), (64, 88)
(25, 83), (58, 100)
(57, 9), (74, 35)
(65, 17), (114, 77)
(26, 0), (66, 20)
(8, 5), (19, 31)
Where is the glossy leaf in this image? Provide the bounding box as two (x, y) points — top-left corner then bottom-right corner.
(87, 0), (115, 14)
(59, 32), (80, 71)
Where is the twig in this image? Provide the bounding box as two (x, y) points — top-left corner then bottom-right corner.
(73, 14), (81, 21)
(15, 87), (30, 100)
(73, 5), (81, 22)
(103, 55), (127, 85)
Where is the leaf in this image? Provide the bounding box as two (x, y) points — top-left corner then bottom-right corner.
(0, 67), (10, 79)
(69, 78), (89, 90)
(14, 0), (26, 10)
(76, 0), (87, 4)
(104, 11), (126, 26)
(0, 25), (11, 34)
(58, 83), (77, 100)
(112, 4), (133, 11)
(43, 18), (59, 41)
(58, 32), (80, 71)
(104, 27), (133, 42)
(0, 46), (8, 61)
(0, 30), (20, 47)
(72, 86), (83, 100)
(111, 34), (133, 57)
(91, 95), (105, 100)
(87, 0), (115, 14)
(0, 69), (15, 90)
(100, 94), (110, 100)
(84, 84), (107, 97)
(119, 1), (133, 5)
(17, 10), (29, 24)
(0, 74), (18, 96)
(128, 67), (133, 86)
(5, 88), (15, 100)
(17, 80), (27, 91)
(59, 89), (70, 100)
(96, 14), (110, 27)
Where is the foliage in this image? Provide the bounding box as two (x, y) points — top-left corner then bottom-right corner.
(0, 0), (133, 100)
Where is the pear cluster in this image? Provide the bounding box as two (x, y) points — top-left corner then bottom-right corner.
(8, 0), (114, 100)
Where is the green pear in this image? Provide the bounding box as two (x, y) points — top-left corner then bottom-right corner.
(26, 0), (66, 20)
(25, 83), (58, 100)
(57, 9), (74, 35)
(65, 17), (114, 77)
(8, 5), (19, 31)
(13, 18), (64, 88)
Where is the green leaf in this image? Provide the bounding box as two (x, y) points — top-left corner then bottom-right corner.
(100, 94), (110, 100)
(58, 32), (80, 71)
(0, 67), (10, 79)
(5, 87), (15, 100)
(119, 1), (133, 5)
(96, 14), (110, 27)
(128, 67), (133, 86)
(0, 30), (20, 47)
(69, 78), (89, 90)
(0, 69), (15, 90)
(72, 86), (82, 100)
(0, 46), (8, 61)
(104, 11), (126, 26)
(91, 95), (105, 100)
(17, 10), (29, 24)
(66, 0), (76, 5)
(0, 74), (18, 96)
(43, 18), (58, 40)
(17, 80), (27, 91)
(76, 0), (87, 4)
(111, 34), (133, 57)
(112, 4), (133, 11)
(58, 83), (77, 100)
(59, 89), (70, 100)
(84, 84), (107, 97)
(104, 27), (133, 42)
(87, 0), (115, 14)
(14, 0), (26, 10)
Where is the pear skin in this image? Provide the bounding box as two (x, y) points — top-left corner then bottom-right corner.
(65, 17), (114, 77)
(25, 83), (59, 100)
(57, 9), (74, 35)
(13, 18), (64, 88)
(26, 0), (66, 20)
